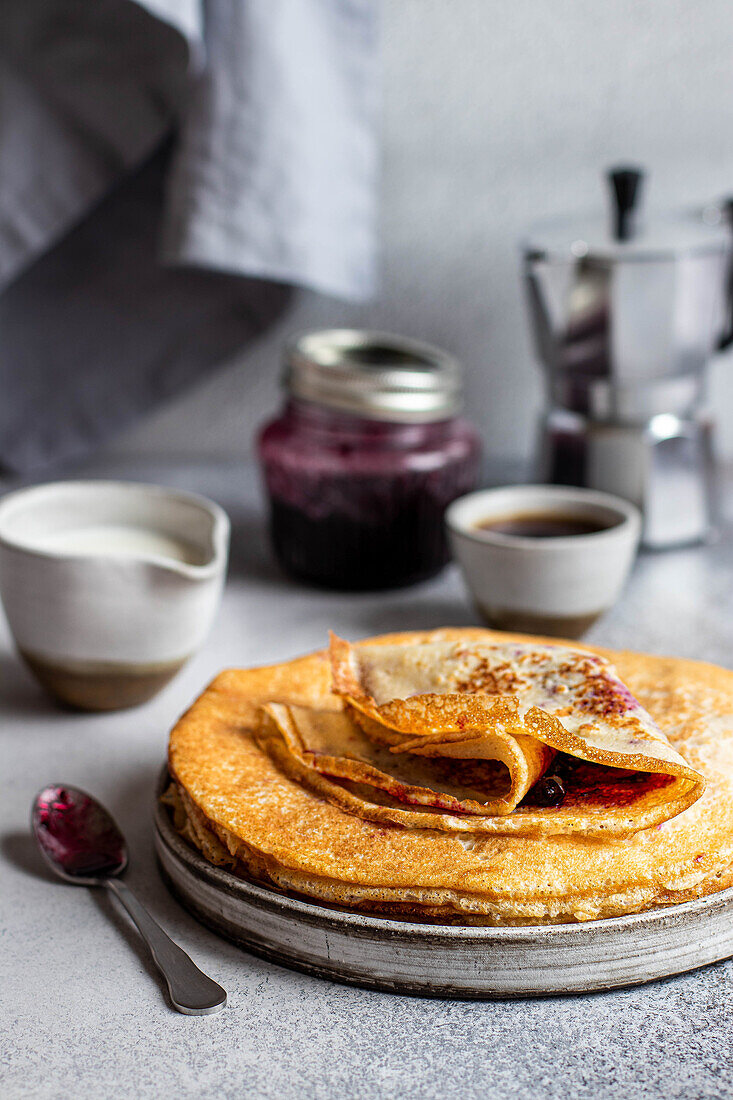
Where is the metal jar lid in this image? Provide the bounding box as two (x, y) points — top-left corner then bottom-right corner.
(284, 329), (463, 422)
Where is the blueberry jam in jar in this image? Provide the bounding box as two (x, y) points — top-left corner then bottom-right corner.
(258, 330), (481, 590)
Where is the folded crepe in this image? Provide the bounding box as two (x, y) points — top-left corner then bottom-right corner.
(255, 633), (704, 838)
(166, 628), (732, 925)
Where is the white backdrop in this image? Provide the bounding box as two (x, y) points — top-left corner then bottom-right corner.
(114, 0), (733, 464)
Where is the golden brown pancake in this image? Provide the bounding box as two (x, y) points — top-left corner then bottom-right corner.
(256, 702), (700, 838)
(329, 633), (685, 758)
(260, 703), (515, 811)
(254, 634), (703, 837)
(166, 628), (733, 925)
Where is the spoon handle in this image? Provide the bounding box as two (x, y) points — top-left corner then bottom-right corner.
(106, 879), (227, 1015)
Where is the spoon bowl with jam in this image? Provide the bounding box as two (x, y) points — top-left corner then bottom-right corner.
(445, 485), (641, 638)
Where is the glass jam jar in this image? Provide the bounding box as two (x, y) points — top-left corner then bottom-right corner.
(258, 330), (482, 590)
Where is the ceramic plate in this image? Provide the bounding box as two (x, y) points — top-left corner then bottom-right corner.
(154, 768), (733, 998)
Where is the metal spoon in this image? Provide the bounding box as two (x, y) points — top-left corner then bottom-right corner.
(31, 783), (227, 1015)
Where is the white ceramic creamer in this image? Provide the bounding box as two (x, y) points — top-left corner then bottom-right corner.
(0, 481), (230, 710)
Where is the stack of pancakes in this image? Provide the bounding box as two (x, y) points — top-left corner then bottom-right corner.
(165, 629), (733, 925)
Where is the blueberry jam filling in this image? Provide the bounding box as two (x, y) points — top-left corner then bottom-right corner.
(522, 752), (675, 810)
(530, 774), (566, 807)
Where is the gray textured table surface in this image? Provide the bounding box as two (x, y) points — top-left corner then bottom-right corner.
(4, 457), (733, 1100)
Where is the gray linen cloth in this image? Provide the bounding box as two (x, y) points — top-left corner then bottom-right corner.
(0, 0), (377, 472)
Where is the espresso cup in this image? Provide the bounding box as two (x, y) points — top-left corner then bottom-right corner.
(445, 485), (641, 638)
